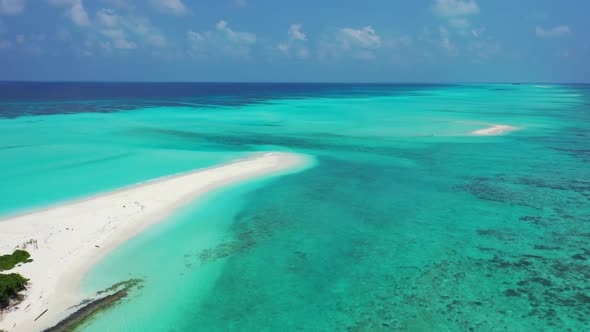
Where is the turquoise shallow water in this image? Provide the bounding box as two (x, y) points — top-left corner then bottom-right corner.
(1, 84), (589, 331)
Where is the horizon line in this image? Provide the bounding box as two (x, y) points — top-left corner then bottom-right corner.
(1, 80), (589, 85)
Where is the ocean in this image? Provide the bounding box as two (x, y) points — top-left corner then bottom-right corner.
(1, 83), (589, 331)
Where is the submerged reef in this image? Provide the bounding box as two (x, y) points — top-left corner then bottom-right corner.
(182, 159), (590, 331)
(191, 211), (288, 266)
(43, 279), (143, 332)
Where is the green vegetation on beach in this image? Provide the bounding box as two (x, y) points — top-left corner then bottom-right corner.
(0, 250), (32, 271)
(0, 250), (31, 310)
(0, 273), (28, 309)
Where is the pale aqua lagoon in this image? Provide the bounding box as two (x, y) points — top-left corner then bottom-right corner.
(0, 84), (589, 331)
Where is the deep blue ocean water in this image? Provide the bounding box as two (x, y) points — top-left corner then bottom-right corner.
(1, 83), (589, 331)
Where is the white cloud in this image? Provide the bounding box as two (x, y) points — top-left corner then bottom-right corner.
(47, 0), (76, 4)
(98, 40), (112, 51)
(9, 33), (49, 54)
(536, 25), (571, 38)
(441, 37), (454, 52)
(97, 8), (119, 27)
(439, 26), (456, 54)
(48, 0), (90, 27)
(96, 14), (168, 50)
(434, 0), (479, 17)
(55, 6), (167, 53)
(276, 42), (309, 59)
(448, 17), (470, 29)
(151, 0), (188, 15)
(276, 42), (287, 52)
(234, 0), (247, 7)
(295, 48), (309, 59)
(78, 48), (92, 56)
(146, 34), (166, 47)
(0, 39), (10, 48)
(288, 24), (307, 41)
(0, 0), (24, 15)
(471, 27), (485, 38)
(338, 26), (381, 49)
(99, 29), (136, 49)
(102, 0), (132, 10)
(187, 29), (204, 43)
(216, 20), (256, 44)
(69, 2), (90, 26)
(187, 20), (257, 58)
(113, 38), (136, 49)
(276, 24), (309, 59)
(468, 40), (500, 61)
(320, 26), (382, 60)
(100, 28), (123, 39)
(386, 35), (412, 48)
(434, 0), (478, 34)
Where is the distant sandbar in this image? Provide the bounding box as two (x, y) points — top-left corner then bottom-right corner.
(471, 124), (519, 136)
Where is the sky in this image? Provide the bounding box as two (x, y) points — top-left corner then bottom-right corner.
(0, 0), (588, 82)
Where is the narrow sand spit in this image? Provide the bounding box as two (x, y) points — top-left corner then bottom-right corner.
(471, 124), (519, 136)
(0, 152), (309, 332)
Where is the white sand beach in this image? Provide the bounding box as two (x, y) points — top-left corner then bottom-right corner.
(471, 124), (519, 136)
(0, 152), (308, 332)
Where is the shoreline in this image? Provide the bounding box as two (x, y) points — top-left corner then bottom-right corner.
(0, 152), (311, 332)
(471, 124), (519, 136)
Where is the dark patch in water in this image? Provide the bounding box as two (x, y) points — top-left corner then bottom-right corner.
(0, 144), (37, 151)
(0, 82), (447, 118)
(477, 229), (516, 241)
(534, 245), (561, 250)
(44, 279), (143, 332)
(192, 212), (288, 264)
(127, 127), (409, 159)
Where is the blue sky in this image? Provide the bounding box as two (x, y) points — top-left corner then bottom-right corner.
(0, 0), (588, 82)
